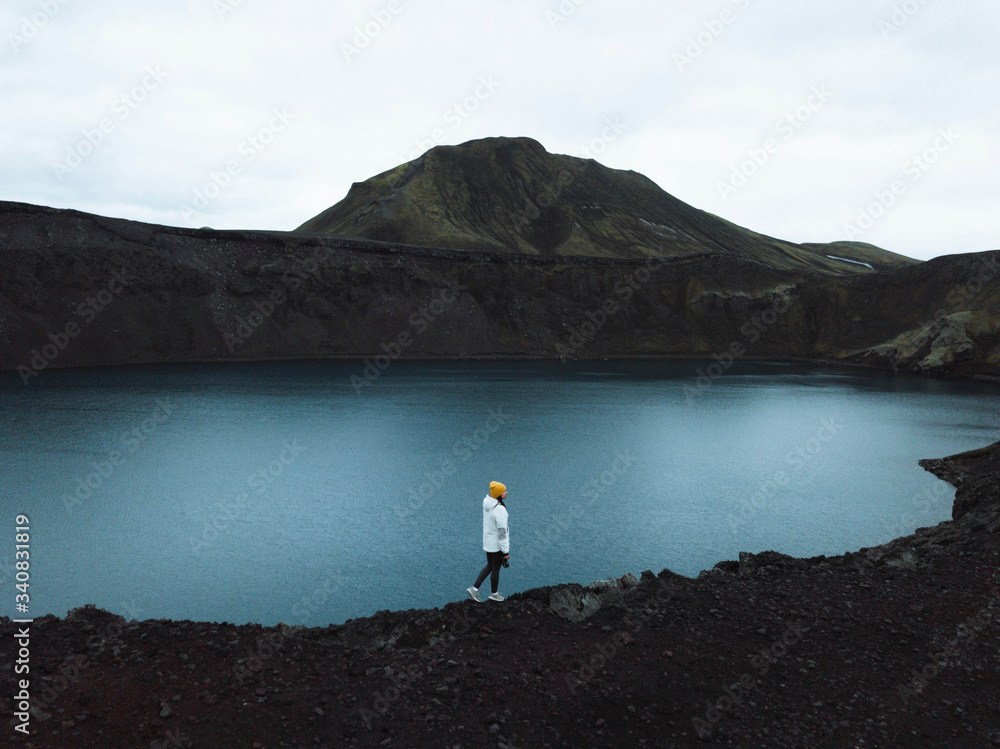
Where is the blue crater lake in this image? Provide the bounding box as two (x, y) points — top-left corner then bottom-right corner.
(1, 360), (996, 626)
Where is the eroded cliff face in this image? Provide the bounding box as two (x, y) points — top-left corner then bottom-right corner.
(2, 201), (999, 379)
(799, 250), (1000, 375)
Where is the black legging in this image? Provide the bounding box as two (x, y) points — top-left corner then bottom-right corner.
(474, 550), (505, 594)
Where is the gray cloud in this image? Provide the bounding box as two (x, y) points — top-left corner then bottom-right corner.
(1, 0), (997, 260)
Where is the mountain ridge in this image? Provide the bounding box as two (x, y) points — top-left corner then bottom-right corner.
(297, 136), (918, 274)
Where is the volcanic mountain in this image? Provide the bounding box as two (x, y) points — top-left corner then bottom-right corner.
(297, 136), (916, 274)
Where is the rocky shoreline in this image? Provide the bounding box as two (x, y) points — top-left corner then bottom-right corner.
(3, 439), (999, 748)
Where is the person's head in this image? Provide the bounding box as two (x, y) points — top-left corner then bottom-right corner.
(489, 481), (507, 501)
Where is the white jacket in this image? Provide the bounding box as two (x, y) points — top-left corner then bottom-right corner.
(482, 496), (509, 553)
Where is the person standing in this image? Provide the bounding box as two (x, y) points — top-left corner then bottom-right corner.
(467, 481), (510, 602)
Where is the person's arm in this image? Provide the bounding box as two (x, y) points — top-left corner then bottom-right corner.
(496, 506), (509, 555)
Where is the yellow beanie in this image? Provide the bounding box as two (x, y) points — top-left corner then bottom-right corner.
(489, 481), (506, 498)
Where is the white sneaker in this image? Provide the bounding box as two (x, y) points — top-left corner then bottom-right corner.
(466, 587), (481, 602)
(487, 592), (505, 602)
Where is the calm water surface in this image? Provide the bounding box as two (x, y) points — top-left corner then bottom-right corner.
(1, 360), (996, 625)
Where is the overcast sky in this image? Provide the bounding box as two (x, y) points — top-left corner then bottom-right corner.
(1, 0), (997, 261)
